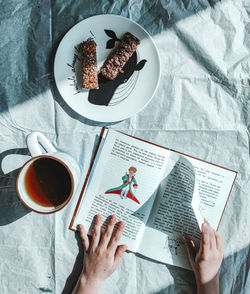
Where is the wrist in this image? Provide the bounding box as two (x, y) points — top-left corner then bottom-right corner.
(77, 273), (103, 294)
(196, 274), (219, 294)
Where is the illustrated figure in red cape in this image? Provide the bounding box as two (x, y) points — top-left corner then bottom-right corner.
(105, 167), (140, 204)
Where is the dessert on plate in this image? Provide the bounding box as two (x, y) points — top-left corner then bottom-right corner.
(100, 32), (140, 80)
(80, 39), (98, 89)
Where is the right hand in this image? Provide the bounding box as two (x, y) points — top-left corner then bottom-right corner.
(74, 214), (127, 294)
(183, 221), (224, 293)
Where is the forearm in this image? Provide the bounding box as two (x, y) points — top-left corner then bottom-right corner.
(196, 274), (219, 294)
(72, 274), (102, 294)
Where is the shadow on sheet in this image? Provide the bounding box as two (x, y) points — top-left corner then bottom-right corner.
(0, 148), (31, 226)
(0, 0), (221, 122)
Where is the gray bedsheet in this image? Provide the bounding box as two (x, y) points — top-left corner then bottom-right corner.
(0, 0), (249, 293)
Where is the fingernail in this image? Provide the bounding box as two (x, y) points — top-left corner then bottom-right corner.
(204, 218), (210, 226)
(203, 222), (208, 232)
(118, 221), (126, 229)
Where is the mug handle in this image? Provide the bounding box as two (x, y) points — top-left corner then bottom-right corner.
(27, 132), (57, 157)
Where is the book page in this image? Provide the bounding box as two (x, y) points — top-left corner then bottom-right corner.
(182, 156), (237, 230)
(138, 153), (236, 269)
(138, 154), (203, 269)
(72, 129), (170, 252)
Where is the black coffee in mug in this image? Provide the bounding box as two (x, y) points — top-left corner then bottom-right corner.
(24, 157), (72, 207)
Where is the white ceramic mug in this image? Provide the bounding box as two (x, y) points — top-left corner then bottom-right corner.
(16, 132), (80, 214)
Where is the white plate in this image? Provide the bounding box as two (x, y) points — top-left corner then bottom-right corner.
(54, 14), (160, 122)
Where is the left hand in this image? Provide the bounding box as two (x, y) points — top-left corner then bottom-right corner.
(183, 221), (224, 294)
(73, 214), (127, 294)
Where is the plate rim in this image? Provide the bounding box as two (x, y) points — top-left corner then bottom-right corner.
(54, 13), (161, 123)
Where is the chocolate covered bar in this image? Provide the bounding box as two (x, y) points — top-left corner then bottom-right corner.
(80, 40), (98, 89)
(100, 32), (140, 80)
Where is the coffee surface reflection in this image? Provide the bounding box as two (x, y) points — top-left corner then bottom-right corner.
(25, 158), (72, 207)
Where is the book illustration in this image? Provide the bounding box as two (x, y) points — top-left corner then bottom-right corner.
(164, 235), (185, 256)
(67, 29), (147, 105)
(105, 166), (140, 204)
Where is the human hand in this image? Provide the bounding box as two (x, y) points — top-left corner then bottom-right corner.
(73, 214), (127, 294)
(183, 221), (224, 294)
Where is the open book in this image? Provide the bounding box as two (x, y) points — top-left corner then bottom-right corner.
(70, 127), (237, 270)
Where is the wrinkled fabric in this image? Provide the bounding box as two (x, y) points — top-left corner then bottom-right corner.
(0, 0), (249, 293)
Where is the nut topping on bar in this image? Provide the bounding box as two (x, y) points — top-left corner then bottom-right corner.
(80, 40), (98, 89)
(100, 32), (140, 80)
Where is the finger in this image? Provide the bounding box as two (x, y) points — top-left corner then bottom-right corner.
(78, 224), (89, 251)
(108, 221), (126, 253)
(204, 220), (217, 250)
(201, 222), (210, 256)
(99, 215), (117, 248)
(183, 234), (196, 265)
(90, 214), (102, 250)
(114, 245), (127, 269)
(215, 231), (224, 253)
(208, 224), (216, 250)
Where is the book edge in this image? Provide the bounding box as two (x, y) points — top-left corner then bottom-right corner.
(215, 171), (238, 231)
(69, 126), (108, 231)
(119, 130), (237, 173)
